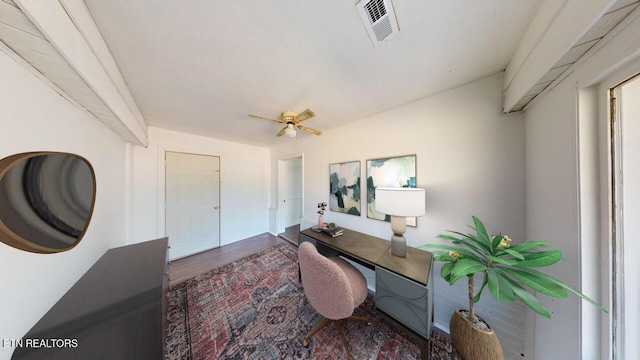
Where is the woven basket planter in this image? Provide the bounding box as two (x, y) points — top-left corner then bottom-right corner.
(449, 309), (504, 360)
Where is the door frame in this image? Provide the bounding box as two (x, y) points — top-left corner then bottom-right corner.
(157, 145), (222, 246)
(277, 153), (304, 234)
(604, 69), (640, 360)
(596, 58), (640, 360)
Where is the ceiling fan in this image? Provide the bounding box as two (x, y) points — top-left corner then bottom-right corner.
(248, 109), (323, 138)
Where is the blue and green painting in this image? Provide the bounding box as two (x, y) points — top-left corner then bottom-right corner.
(329, 161), (361, 216)
(366, 155), (416, 222)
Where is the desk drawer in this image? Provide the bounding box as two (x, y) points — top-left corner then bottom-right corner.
(375, 266), (430, 338)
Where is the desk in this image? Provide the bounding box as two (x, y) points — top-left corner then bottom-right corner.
(299, 227), (434, 360)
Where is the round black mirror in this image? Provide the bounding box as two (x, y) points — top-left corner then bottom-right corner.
(0, 152), (96, 253)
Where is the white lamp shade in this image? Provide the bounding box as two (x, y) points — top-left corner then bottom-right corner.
(284, 124), (297, 138)
(375, 187), (425, 216)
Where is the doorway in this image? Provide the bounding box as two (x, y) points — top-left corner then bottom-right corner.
(278, 154), (303, 243)
(609, 73), (640, 358)
(165, 152), (220, 260)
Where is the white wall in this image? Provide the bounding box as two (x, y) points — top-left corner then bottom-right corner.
(270, 73), (529, 359)
(130, 126), (270, 247)
(0, 51), (127, 359)
(525, 80), (584, 359)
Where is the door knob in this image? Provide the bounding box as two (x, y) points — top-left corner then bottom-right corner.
(214, 205), (219, 210)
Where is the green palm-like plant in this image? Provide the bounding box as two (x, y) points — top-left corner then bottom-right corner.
(419, 216), (607, 324)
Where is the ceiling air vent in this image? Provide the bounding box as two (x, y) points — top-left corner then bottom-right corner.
(356, 0), (399, 47)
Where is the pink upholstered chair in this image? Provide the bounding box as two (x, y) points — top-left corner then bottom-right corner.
(298, 241), (370, 359)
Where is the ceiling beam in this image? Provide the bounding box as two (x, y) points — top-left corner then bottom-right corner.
(15, 0), (148, 146)
(572, 6), (640, 87)
(503, 0), (617, 113)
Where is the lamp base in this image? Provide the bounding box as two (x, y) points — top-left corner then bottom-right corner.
(391, 234), (406, 257)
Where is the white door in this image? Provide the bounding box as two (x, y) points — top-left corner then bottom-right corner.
(280, 157), (302, 229)
(165, 152), (220, 259)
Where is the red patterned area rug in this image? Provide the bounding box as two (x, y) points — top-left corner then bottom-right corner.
(165, 243), (461, 360)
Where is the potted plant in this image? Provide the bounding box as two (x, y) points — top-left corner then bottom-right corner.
(420, 216), (607, 360)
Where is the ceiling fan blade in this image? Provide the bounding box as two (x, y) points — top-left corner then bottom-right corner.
(297, 124), (322, 136)
(276, 127), (286, 137)
(295, 109), (315, 122)
(248, 114), (284, 123)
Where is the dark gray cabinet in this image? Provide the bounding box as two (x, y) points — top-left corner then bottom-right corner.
(12, 238), (169, 360)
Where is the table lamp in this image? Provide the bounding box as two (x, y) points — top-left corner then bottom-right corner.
(375, 187), (426, 257)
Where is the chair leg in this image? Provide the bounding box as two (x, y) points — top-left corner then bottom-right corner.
(335, 320), (352, 360)
(303, 315), (371, 359)
(303, 318), (331, 347)
(347, 315), (371, 325)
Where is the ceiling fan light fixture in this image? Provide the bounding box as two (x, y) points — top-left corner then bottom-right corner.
(284, 123), (297, 138)
(248, 109), (321, 138)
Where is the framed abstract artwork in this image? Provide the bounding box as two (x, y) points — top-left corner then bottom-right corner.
(366, 154), (417, 226)
(329, 161), (361, 216)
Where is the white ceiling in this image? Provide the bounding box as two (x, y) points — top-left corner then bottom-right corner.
(83, 0), (542, 146)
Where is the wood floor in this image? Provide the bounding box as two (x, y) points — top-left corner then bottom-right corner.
(169, 232), (294, 285)
(279, 224), (300, 245)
